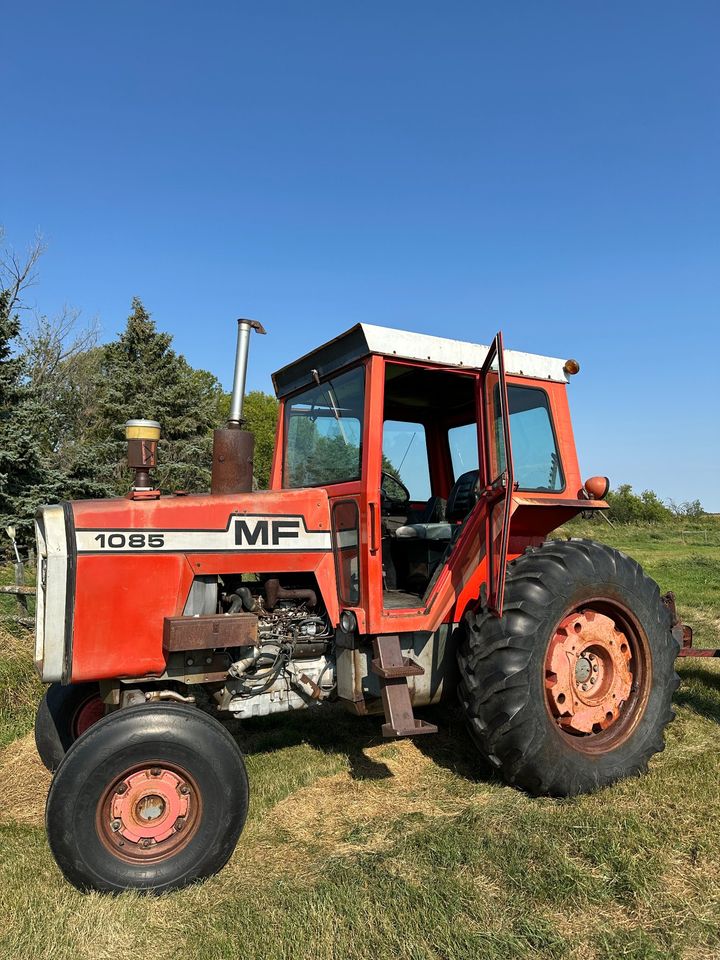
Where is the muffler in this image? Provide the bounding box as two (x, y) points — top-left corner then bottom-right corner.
(211, 318), (266, 495)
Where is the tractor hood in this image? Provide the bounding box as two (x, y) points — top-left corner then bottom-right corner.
(70, 488), (332, 555)
(35, 489), (335, 685)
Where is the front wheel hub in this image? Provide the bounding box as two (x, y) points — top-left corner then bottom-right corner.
(98, 764), (200, 860)
(545, 609), (633, 734)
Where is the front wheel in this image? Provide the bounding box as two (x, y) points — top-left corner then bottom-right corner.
(457, 538), (679, 797)
(46, 702), (249, 893)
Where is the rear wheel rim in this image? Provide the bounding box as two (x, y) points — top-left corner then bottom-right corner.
(544, 600), (651, 752)
(96, 763), (202, 863)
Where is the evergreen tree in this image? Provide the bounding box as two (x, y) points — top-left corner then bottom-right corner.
(0, 290), (64, 546)
(78, 298), (223, 495)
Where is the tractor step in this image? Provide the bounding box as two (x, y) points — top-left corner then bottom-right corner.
(371, 636), (438, 738)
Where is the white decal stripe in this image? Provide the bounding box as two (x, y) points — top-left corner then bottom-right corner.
(76, 516), (332, 553)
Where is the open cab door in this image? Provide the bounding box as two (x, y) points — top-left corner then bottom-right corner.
(480, 332), (514, 615)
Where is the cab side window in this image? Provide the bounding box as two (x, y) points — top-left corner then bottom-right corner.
(382, 420), (431, 501)
(449, 387), (563, 492)
(448, 423), (479, 479)
(506, 386), (564, 492)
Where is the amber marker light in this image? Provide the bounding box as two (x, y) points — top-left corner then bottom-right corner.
(583, 476), (610, 500)
(564, 358), (580, 376)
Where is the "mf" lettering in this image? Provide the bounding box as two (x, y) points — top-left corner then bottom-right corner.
(234, 518), (301, 547)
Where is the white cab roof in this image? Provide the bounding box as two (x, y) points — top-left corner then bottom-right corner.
(360, 324), (569, 383)
(272, 322), (570, 397)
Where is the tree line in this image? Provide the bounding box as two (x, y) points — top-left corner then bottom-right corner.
(0, 236), (277, 549)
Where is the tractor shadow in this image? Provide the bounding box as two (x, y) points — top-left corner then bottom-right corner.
(223, 702), (498, 786)
(675, 663), (720, 724)
(219, 664), (720, 798)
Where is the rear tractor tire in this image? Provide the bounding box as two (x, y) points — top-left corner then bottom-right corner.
(457, 538), (679, 797)
(35, 682), (105, 772)
(46, 702), (249, 893)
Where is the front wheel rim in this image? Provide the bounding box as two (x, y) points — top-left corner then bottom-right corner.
(544, 600), (652, 751)
(96, 763), (202, 863)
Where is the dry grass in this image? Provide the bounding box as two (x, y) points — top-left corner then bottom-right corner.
(0, 526), (719, 960)
(0, 732), (51, 826)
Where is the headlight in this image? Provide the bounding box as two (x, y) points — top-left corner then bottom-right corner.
(340, 610), (357, 634)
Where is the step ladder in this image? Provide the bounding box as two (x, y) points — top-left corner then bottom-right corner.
(370, 635), (438, 738)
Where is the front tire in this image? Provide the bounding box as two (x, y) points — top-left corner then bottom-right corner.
(457, 538), (679, 797)
(46, 702), (249, 893)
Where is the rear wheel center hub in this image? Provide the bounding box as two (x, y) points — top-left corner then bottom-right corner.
(545, 609), (634, 735)
(574, 657), (592, 684)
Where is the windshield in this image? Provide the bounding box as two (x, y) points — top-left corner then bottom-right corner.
(284, 366), (365, 488)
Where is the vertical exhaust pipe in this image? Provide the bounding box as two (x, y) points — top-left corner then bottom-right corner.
(211, 318), (266, 495)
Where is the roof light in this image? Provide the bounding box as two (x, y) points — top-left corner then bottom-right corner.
(564, 359), (580, 376)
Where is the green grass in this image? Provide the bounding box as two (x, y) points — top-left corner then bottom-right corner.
(1, 523), (719, 960)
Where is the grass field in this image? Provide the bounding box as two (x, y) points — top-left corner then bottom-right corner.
(1, 521), (719, 960)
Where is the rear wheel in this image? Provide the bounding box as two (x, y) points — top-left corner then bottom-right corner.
(35, 682), (105, 772)
(457, 538), (679, 796)
(46, 702), (249, 893)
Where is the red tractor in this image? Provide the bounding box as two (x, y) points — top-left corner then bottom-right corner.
(33, 320), (689, 893)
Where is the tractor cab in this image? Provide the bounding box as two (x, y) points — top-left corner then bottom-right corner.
(271, 323), (593, 636)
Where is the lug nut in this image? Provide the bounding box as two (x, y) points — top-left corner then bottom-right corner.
(592, 664), (599, 673)
(150, 768), (161, 777)
(141, 838), (152, 848)
(179, 784), (190, 795)
(175, 818), (185, 832)
(581, 683), (589, 691)
(111, 819), (121, 832)
(589, 677), (596, 685)
(116, 783), (127, 795)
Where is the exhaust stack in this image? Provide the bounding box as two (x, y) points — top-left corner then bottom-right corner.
(211, 318), (266, 496)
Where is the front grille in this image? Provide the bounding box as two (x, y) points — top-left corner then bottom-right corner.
(32, 506), (68, 683)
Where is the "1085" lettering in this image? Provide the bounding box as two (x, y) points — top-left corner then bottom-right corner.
(93, 533), (165, 549)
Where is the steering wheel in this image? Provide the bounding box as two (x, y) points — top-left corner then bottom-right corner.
(381, 471), (411, 513)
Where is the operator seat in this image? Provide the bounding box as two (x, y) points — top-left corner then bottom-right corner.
(394, 470), (479, 540)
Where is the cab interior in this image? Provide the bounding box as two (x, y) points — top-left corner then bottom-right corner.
(381, 362), (480, 609)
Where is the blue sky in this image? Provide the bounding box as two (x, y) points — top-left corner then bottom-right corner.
(2, 2), (719, 508)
